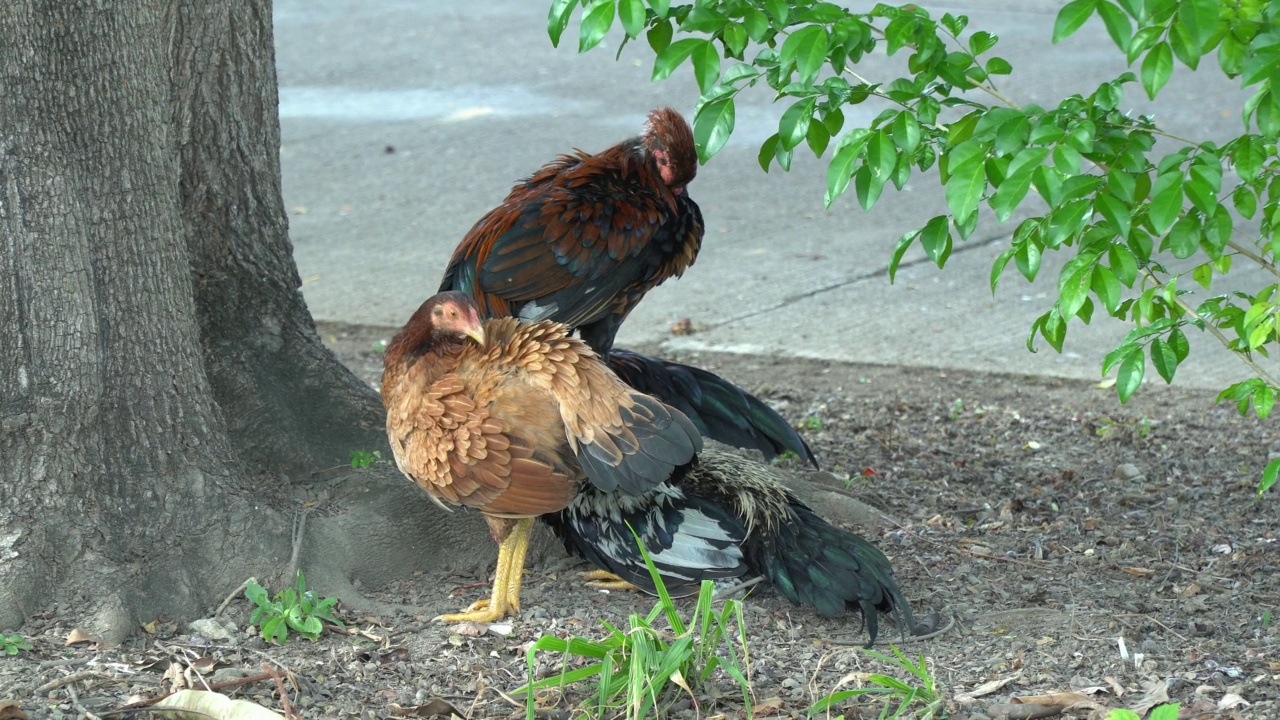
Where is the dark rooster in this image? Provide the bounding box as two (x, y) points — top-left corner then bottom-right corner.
(439, 107), (817, 467)
(382, 292), (702, 623)
(542, 450), (913, 644)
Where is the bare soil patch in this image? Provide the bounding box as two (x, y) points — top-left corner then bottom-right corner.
(4, 322), (1277, 719)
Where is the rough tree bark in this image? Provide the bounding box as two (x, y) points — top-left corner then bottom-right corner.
(0, 0), (490, 643)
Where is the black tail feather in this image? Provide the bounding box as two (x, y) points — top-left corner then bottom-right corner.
(744, 501), (914, 645)
(547, 450), (912, 645)
(607, 349), (819, 468)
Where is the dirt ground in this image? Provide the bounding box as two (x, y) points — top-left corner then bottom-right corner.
(4, 322), (1278, 719)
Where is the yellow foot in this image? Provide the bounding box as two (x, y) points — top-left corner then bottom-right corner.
(581, 569), (640, 592)
(435, 598), (516, 624)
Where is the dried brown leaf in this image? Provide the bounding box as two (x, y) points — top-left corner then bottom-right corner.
(64, 628), (102, 647)
(389, 697), (461, 717)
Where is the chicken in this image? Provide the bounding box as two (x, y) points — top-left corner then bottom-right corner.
(541, 450), (913, 645)
(606, 350), (817, 467)
(438, 107), (819, 467)
(439, 106), (703, 357)
(382, 292), (702, 623)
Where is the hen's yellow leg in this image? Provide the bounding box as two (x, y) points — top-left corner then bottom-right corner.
(580, 569), (640, 591)
(436, 518), (533, 623)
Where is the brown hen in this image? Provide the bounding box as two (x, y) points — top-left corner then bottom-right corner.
(382, 291), (702, 623)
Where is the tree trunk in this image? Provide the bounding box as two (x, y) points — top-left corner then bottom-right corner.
(0, 0), (491, 643)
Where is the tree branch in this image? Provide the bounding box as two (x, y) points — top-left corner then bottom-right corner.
(1139, 268), (1280, 389)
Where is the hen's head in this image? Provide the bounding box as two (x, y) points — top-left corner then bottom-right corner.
(642, 107), (697, 194)
(397, 291), (485, 355)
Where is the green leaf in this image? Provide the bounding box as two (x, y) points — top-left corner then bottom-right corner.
(891, 112), (922, 154)
(781, 26), (829, 85)
(647, 18), (673, 53)
(647, 0), (669, 18)
(693, 96), (735, 161)
(991, 246), (1017, 293)
(1092, 264), (1122, 312)
(578, 0), (616, 53)
(618, 0), (645, 38)
(969, 31), (998, 56)
(1053, 0), (1097, 43)
(1232, 186), (1258, 219)
(1176, 0), (1218, 54)
(1164, 214), (1200, 259)
(946, 155), (986, 226)
(778, 97), (815, 151)
(653, 38), (702, 81)
(1116, 348), (1145, 402)
(888, 228), (920, 283)
(1232, 135), (1264, 181)
(690, 39), (721, 93)
(765, 0), (788, 26)
(1095, 192), (1132, 238)
(548, 0), (576, 48)
(986, 56), (1013, 75)
(1261, 457), (1280, 494)
(919, 215), (952, 267)
(1058, 261), (1094, 319)
(1140, 42), (1173, 99)
(1016, 235), (1042, 281)
(1149, 337), (1179, 383)
(743, 7), (770, 42)
(1168, 326), (1189, 361)
(1108, 243), (1138, 286)
(1147, 170), (1183, 234)
(806, 119), (830, 157)
(721, 23), (748, 58)
(758, 133), (779, 172)
(1096, 1), (1133, 51)
(856, 130), (896, 211)
(825, 142), (858, 207)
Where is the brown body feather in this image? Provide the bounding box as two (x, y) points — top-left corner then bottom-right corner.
(438, 107), (703, 357)
(383, 293), (702, 544)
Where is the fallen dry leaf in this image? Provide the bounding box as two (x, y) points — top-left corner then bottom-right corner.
(64, 628), (102, 647)
(1122, 566), (1155, 576)
(1012, 691), (1093, 706)
(389, 697), (461, 717)
(1219, 693), (1251, 710)
(1129, 676), (1170, 716)
(955, 675), (1017, 702)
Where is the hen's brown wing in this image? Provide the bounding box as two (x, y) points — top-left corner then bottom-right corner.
(438, 148), (703, 355)
(482, 318), (703, 495)
(384, 367), (579, 519)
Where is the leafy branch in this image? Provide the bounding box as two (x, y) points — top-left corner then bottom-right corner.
(547, 0), (1280, 492)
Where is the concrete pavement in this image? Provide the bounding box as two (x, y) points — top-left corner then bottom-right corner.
(274, 0), (1273, 392)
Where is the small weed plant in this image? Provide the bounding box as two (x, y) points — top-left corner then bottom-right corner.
(246, 571), (343, 643)
(515, 537), (751, 719)
(3, 632), (32, 655)
(349, 449), (384, 469)
(1106, 702), (1180, 720)
(807, 645), (943, 719)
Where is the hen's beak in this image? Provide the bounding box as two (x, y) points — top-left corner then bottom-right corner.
(464, 319), (486, 346)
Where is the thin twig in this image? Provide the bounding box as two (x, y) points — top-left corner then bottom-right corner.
(1139, 267), (1280, 389)
(103, 670), (274, 713)
(35, 670), (111, 694)
(1227, 238), (1280, 278)
(65, 682), (103, 720)
(38, 655), (95, 670)
(262, 662), (298, 720)
(214, 577), (255, 618)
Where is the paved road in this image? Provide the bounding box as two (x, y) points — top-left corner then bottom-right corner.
(275, 0), (1271, 391)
